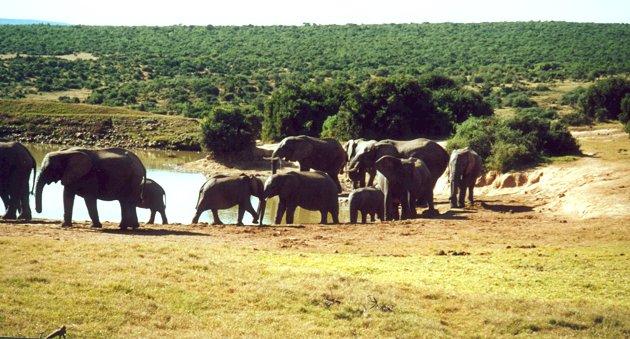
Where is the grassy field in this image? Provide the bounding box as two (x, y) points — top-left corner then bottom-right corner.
(0, 206), (628, 337)
(0, 99), (201, 150)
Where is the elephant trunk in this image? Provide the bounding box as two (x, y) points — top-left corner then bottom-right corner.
(449, 158), (460, 207)
(35, 174), (46, 213)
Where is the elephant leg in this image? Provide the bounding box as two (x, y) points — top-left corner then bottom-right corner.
(62, 188), (75, 227)
(369, 212), (375, 223)
(17, 182), (31, 221)
(84, 197), (102, 228)
(160, 209), (168, 225)
(361, 210), (367, 224)
(148, 209), (156, 224)
(367, 168), (376, 187)
(3, 192), (18, 220)
(319, 210), (328, 224)
(192, 208), (204, 224)
(426, 184), (437, 213)
(128, 203), (140, 229)
(211, 209), (223, 225)
(331, 204), (339, 224)
(286, 204), (296, 224)
(236, 204), (246, 226)
(275, 200), (286, 224)
(458, 183), (466, 208)
(244, 200), (259, 224)
(119, 201), (129, 230)
(468, 185), (475, 204)
(350, 207), (358, 223)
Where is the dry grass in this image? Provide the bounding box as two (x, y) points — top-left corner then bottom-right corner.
(25, 89), (92, 101)
(1, 201), (628, 337)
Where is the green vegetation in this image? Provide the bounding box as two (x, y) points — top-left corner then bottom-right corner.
(448, 108), (580, 172)
(0, 99), (200, 150)
(1, 22), (628, 114)
(200, 104), (261, 154)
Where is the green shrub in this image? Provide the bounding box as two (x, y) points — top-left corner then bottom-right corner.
(434, 88), (493, 123)
(504, 92), (537, 108)
(560, 87), (587, 106)
(619, 94), (630, 124)
(560, 112), (593, 126)
(580, 77), (630, 121)
(200, 104), (261, 154)
(321, 77), (451, 140)
(446, 117), (495, 159)
(448, 113), (580, 172)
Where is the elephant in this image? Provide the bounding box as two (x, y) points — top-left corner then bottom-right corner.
(348, 187), (384, 224)
(269, 135), (346, 193)
(347, 138), (448, 213)
(191, 174), (265, 226)
(262, 170), (339, 224)
(343, 138), (377, 188)
(137, 178), (168, 224)
(448, 148), (483, 208)
(375, 155), (432, 221)
(35, 147), (146, 230)
(0, 142), (36, 221)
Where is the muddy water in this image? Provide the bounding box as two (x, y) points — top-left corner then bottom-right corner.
(1, 144), (348, 225)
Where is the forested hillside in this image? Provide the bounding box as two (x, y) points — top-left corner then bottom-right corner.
(1, 22), (628, 115)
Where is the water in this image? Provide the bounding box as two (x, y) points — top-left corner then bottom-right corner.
(1, 144), (347, 225)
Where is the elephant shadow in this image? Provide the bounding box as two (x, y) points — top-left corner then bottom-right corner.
(99, 227), (211, 237)
(417, 209), (469, 220)
(0, 219), (60, 225)
(479, 201), (534, 213)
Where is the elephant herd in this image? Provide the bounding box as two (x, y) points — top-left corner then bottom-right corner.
(0, 137), (484, 229)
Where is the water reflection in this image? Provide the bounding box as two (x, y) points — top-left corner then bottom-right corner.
(1, 144), (349, 225)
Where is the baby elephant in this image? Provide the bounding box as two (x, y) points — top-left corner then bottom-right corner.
(348, 187), (384, 224)
(137, 178), (168, 224)
(448, 148), (483, 208)
(192, 174), (265, 225)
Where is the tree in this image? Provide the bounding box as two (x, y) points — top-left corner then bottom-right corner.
(200, 104), (261, 154)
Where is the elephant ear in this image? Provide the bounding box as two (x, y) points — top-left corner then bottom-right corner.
(248, 176), (265, 198)
(375, 156), (402, 180)
(61, 151), (92, 186)
(291, 139), (313, 161)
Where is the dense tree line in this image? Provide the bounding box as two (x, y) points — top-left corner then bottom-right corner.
(0, 22), (628, 111)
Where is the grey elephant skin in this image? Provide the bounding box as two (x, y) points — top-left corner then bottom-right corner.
(137, 178), (168, 224)
(35, 147), (146, 229)
(348, 187), (384, 223)
(344, 138), (377, 188)
(263, 171), (339, 224)
(270, 135), (346, 193)
(192, 174), (265, 225)
(375, 156), (432, 220)
(348, 138), (448, 212)
(449, 148), (483, 208)
(0, 141), (36, 221)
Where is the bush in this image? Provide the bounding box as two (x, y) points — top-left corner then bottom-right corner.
(504, 92), (537, 108)
(619, 94), (630, 124)
(580, 77), (630, 121)
(447, 113), (579, 172)
(560, 112), (593, 126)
(321, 77), (451, 140)
(200, 104), (261, 154)
(261, 81), (351, 141)
(560, 86), (587, 106)
(433, 88), (493, 123)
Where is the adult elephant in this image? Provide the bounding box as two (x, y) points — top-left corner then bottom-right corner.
(269, 136), (346, 193)
(191, 174), (265, 226)
(0, 142), (36, 221)
(448, 148), (483, 208)
(262, 171), (339, 225)
(348, 138), (448, 214)
(375, 156), (432, 221)
(35, 147), (146, 230)
(343, 138), (377, 188)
